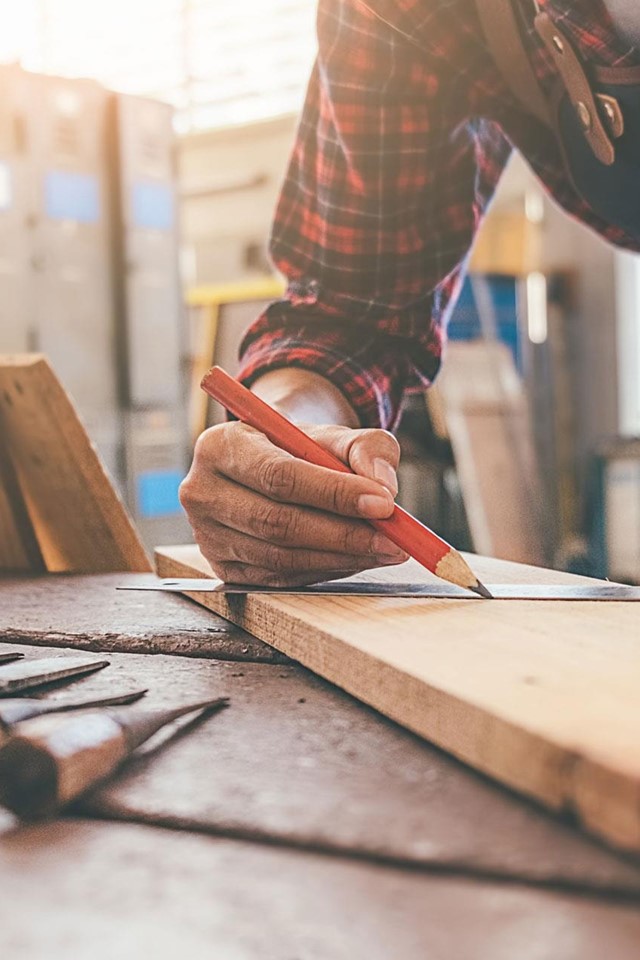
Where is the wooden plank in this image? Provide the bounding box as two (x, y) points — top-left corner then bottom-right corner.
(0, 355), (150, 573)
(0, 573), (286, 662)
(2, 819), (640, 960)
(156, 544), (640, 855)
(5, 643), (640, 894)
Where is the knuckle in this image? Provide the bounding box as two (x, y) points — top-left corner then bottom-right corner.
(221, 562), (282, 586)
(214, 562), (235, 583)
(178, 475), (195, 509)
(206, 527), (240, 563)
(193, 527), (218, 559)
(226, 420), (253, 450)
(254, 502), (296, 542)
(362, 428), (400, 459)
(328, 476), (356, 514)
(380, 429), (401, 459)
(256, 539), (318, 577)
(255, 569), (280, 587)
(257, 455), (297, 500)
(178, 472), (220, 514)
(341, 523), (370, 555)
(223, 539), (242, 563)
(263, 542), (290, 572)
(261, 569), (302, 588)
(193, 423), (224, 461)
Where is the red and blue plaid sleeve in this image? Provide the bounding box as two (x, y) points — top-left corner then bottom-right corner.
(238, 0), (513, 428)
(238, 0), (640, 429)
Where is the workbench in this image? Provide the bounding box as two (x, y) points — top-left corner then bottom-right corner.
(2, 572), (640, 959)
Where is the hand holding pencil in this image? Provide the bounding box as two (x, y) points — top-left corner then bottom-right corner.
(180, 365), (490, 597)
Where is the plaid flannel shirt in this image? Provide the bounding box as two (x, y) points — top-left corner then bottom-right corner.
(238, 0), (640, 429)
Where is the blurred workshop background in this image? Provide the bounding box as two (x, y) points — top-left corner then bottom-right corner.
(0, 0), (639, 582)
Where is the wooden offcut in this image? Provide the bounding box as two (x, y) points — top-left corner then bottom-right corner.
(156, 543), (640, 855)
(0, 355), (150, 574)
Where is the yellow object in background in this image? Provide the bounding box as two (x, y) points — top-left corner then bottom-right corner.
(470, 209), (542, 276)
(186, 277), (285, 444)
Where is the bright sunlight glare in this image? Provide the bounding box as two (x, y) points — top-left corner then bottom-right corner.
(0, 0), (316, 130)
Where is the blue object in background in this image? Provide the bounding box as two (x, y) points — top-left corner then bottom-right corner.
(45, 171), (100, 223)
(137, 469), (183, 518)
(447, 275), (522, 372)
(131, 181), (174, 230)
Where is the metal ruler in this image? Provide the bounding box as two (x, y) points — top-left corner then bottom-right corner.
(118, 578), (640, 601)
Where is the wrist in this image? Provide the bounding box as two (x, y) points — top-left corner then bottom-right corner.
(250, 368), (359, 427)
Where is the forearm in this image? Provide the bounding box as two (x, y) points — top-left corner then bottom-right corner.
(250, 368), (360, 428)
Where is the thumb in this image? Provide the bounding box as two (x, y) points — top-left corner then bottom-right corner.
(348, 429), (400, 496)
(306, 425), (400, 497)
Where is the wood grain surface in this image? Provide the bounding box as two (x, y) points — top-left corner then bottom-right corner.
(0, 355), (150, 573)
(4, 644), (639, 895)
(2, 818), (640, 960)
(156, 545), (640, 854)
(0, 573), (285, 662)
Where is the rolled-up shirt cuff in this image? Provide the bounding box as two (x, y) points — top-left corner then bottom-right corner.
(237, 325), (407, 431)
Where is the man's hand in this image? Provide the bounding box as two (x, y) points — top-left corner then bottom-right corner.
(179, 421), (408, 587)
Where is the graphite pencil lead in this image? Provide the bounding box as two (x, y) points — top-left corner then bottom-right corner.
(469, 580), (494, 600)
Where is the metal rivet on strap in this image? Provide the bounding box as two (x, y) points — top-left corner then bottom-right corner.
(577, 101), (591, 130)
(552, 34), (564, 54)
(597, 94), (624, 138)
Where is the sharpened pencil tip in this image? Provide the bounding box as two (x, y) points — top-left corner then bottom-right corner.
(470, 580), (493, 599)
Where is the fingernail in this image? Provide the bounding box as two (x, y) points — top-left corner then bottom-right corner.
(358, 493), (393, 518)
(379, 553), (409, 565)
(372, 533), (404, 557)
(372, 458), (398, 496)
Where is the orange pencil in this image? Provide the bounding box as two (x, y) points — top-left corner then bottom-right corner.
(201, 366), (492, 598)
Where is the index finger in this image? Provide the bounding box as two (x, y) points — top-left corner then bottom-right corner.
(214, 423), (395, 520)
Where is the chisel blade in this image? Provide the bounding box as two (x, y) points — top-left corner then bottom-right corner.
(0, 652), (25, 666)
(0, 656), (110, 697)
(0, 688), (147, 728)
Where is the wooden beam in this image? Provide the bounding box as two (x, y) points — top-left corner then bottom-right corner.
(156, 544), (640, 856)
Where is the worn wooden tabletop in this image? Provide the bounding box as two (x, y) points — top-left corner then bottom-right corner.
(2, 573), (640, 958)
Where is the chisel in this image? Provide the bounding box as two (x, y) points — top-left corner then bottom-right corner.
(0, 695), (229, 819)
(0, 688), (148, 736)
(0, 656), (109, 697)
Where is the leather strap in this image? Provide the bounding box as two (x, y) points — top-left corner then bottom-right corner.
(535, 12), (615, 165)
(475, 0), (552, 127)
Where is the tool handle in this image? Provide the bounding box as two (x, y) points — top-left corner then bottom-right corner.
(201, 366), (453, 572)
(0, 696), (229, 820)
